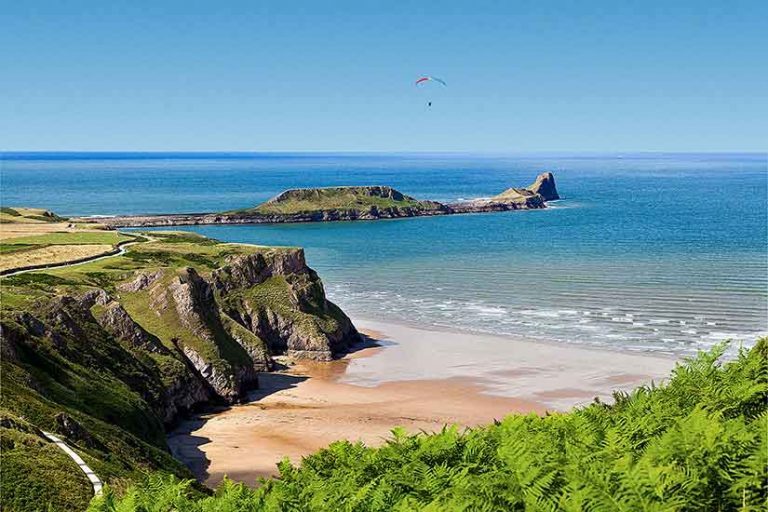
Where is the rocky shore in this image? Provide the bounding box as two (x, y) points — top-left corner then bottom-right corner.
(75, 172), (560, 228)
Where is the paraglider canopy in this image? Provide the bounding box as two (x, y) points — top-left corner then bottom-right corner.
(415, 76), (447, 86)
(415, 76), (446, 108)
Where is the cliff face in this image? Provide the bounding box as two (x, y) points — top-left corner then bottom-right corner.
(213, 250), (358, 361)
(527, 172), (560, 201)
(0, 232), (360, 508)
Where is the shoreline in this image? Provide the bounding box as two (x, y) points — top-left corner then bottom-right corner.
(168, 318), (679, 488)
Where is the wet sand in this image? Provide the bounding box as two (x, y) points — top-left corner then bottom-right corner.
(168, 320), (678, 488)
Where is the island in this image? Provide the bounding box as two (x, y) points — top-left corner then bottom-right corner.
(72, 172), (560, 228)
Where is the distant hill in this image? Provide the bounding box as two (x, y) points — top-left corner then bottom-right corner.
(233, 185), (446, 215)
(72, 172), (559, 228)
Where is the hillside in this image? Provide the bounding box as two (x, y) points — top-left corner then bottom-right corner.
(240, 186), (446, 215)
(0, 228), (359, 511)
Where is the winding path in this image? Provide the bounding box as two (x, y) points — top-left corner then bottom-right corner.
(42, 431), (103, 496)
(0, 236), (146, 277)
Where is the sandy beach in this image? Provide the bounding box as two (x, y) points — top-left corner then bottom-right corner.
(168, 319), (679, 488)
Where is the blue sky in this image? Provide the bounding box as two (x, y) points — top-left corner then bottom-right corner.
(2, 1), (766, 152)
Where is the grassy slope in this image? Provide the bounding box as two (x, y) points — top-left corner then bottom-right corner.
(3, 232), (133, 246)
(1, 417), (93, 512)
(231, 186), (442, 215)
(0, 230), (303, 511)
(491, 187), (537, 202)
(0, 207), (65, 224)
(89, 340), (767, 512)
(0, 215), (135, 273)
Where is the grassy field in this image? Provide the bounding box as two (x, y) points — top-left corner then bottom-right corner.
(0, 206), (65, 224)
(0, 209), (135, 273)
(232, 186), (443, 215)
(0, 244), (115, 273)
(2, 231), (132, 246)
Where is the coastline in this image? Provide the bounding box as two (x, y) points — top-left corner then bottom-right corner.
(168, 318), (679, 488)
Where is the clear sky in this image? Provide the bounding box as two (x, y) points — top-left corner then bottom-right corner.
(2, 0), (766, 152)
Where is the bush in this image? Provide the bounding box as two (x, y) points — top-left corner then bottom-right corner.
(89, 340), (767, 511)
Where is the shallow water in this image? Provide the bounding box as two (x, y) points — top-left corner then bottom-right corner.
(2, 152), (766, 354)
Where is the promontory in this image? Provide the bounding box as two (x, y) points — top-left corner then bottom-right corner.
(74, 172), (560, 228)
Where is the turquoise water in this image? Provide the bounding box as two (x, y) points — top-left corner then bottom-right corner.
(2, 152), (766, 354)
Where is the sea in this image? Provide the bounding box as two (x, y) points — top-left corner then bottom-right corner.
(2, 152), (766, 356)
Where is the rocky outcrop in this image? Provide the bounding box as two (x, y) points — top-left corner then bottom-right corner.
(212, 251), (307, 294)
(117, 270), (164, 292)
(527, 171), (560, 201)
(96, 302), (168, 354)
(214, 249), (360, 361)
(54, 413), (106, 451)
(73, 173), (561, 227)
(179, 345), (251, 403)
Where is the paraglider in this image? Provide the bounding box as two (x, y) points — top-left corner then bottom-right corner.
(415, 76), (446, 107)
(415, 76), (447, 87)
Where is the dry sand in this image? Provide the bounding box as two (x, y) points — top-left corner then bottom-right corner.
(168, 320), (679, 488)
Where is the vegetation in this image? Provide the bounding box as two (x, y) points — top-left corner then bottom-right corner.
(0, 208), (135, 273)
(0, 207), (65, 224)
(89, 340), (766, 512)
(491, 187), (539, 203)
(3, 231), (133, 246)
(1, 415), (94, 511)
(232, 186), (444, 215)
(1, 226), (355, 511)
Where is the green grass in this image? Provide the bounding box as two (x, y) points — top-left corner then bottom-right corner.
(0, 229), (349, 511)
(89, 340), (768, 512)
(3, 231), (134, 246)
(1, 421), (93, 512)
(0, 231), (282, 511)
(0, 244), (37, 254)
(230, 186), (444, 215)
(0, 207), (65, 223)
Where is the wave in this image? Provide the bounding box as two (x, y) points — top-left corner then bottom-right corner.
(325, 284), (766, 356)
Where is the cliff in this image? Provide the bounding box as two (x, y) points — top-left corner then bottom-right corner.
(527, 171), (560, 201)
(74, 172), (560, 228)
(0, 230), (359, 510)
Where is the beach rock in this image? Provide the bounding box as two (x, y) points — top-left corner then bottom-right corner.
(179, 345), (255, 403)
(213, 248), (360, 360)
(159, 365), (213, 423)
(527, 171), (560, 201)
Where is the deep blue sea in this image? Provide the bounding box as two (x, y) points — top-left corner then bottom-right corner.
(2, 152), (766, 355)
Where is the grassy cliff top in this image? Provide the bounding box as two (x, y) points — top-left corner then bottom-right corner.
(489, 187), (538, 203)
(0, 210), (139, 274)
(0, 206), (65, 224)
(231, 186), (444, 215)
(0, 229), (296, 311)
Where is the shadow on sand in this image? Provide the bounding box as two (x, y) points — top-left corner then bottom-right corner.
(167, 335), (383, 484)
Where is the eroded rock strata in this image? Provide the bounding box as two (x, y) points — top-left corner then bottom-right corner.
(1, 243), (358, 433)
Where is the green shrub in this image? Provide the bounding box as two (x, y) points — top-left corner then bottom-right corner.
(89, 340), (767, 512)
